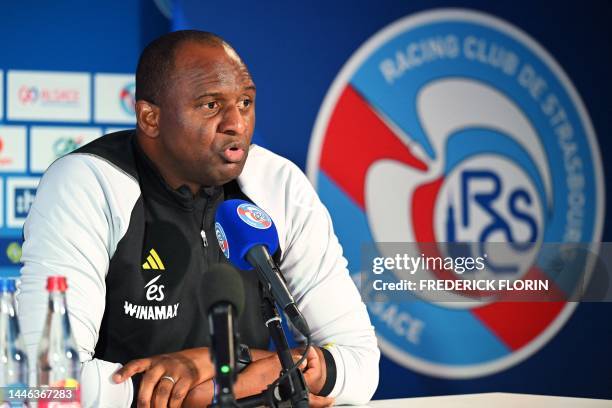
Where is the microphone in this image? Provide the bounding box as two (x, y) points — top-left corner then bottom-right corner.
(201, 263), (245, 406)
(214, 199), (311, 337)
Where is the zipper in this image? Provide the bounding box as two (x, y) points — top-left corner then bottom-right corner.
(202, 198), (210, 260)
(201, 189), (222, 269)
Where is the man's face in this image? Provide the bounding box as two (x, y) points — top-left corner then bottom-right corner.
(156, 41), (255, 187)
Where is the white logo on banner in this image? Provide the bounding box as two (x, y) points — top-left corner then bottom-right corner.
(0, 126), (27, 172)
(7, 70), (91, 122)
(94, 73), (136, 124)
(29, 126), (102, 173)
(6, 177), (40, 228)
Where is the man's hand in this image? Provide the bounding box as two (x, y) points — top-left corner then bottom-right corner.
(113, 348), (214, 408)
(244, 346), (328, 397)
(302, 346), (327, 395)
(183, 346), (333, 407)
(181, 354), (289, 407)
(302, 346), (335, 407)
(308, 394), (335, 408)
(115, 345), (331, 407)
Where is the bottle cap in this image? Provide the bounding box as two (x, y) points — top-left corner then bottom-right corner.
(46, 276), (68, 292)
(0, 278), (17, 293)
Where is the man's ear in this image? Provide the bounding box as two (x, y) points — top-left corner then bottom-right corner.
(136, 100), (160, 138)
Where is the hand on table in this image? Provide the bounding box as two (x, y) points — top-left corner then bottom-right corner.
(113, 345), (334, 408)
(302, 346), (327, 395)
(182, 351), (304, 407)
(183, 346), (334, 407)
(113, 347), (213, 408)
(308, 394), (335, 408)
(303, 346), (335, 407)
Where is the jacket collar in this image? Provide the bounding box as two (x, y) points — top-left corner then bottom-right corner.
(132, 135), (222, 210)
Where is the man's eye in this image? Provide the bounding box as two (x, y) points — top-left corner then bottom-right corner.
(205, 101), (218, 110)
(240, 99), (252, 108)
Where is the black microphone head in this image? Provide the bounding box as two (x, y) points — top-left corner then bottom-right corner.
(201, 263), (245, 317)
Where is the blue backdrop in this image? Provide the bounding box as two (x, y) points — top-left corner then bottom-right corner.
(173, 0), (612, 400)
(1, 0), (610, 401)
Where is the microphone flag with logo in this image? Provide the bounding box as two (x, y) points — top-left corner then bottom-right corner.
(214, 200), (279, 270)
(214, 199), (311, 337)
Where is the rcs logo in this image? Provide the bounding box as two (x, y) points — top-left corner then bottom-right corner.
(445, 166), (543, 275)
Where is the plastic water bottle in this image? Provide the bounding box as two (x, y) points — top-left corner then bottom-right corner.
(0, 277), (29, 407)
(37, 276), (80, 407)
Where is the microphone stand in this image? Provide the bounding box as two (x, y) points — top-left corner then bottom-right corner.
(209, 304), (239, 408)
(236, 287), (310, 408)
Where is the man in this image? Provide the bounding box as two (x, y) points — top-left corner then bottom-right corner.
(18, 30), (379, 407)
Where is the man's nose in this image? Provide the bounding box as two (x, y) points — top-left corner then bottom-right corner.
(219, 105), (247, 136)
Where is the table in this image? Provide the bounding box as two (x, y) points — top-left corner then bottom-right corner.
(358, 393), (612, 407)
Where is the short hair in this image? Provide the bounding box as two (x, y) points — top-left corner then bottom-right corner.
(135, 30), (226, 104)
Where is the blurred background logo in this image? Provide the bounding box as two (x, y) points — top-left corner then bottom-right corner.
(53, 136), (84, 158)
(119, 82), (136, 115)
(6, 242), (22, 264)
(17, 86), (39, 104)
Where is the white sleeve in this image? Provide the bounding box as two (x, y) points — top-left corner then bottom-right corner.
(18, 154), (139, 408)
(279, 164), (380, 405)
(239, 147), (380, 405)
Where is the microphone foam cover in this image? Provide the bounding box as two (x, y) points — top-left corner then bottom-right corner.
(201, 263), (245, 317)
(214, 199), (279, 270)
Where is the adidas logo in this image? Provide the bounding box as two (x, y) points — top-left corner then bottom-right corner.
(142, 248), (165, 270)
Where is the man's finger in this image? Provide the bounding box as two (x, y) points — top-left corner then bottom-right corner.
(304, 347), (321, 372)
(309, 394), (335, 408)
(304, 368), (315, 384)
(291, 347), (312, 370)
(306, 347), (319, 364)
(304, 365), (324, 387)
(168, 377), (190, 408)
(304, 347), (328, 395)
(137, 364), (166, 408)
(152, 375), (175, 408)
(113, 359), (151, 383)
(292, 350), (304, 363)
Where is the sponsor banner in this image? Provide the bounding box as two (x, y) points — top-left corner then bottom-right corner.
(6, 177), (39, 229)
(0, 70), (3, 121)
(307, 9), (603, 378)
(0, 181), (3, 227)
(29, 126), (101, 173)
(0, 126), (27, 172)
(94, 73), (136, 124)
(7, 70), (91, 122)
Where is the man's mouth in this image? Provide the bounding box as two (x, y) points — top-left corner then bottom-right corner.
(220, 145), (246, 163)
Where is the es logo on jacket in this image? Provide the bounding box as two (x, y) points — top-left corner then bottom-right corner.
(123, 248), (179, 320)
